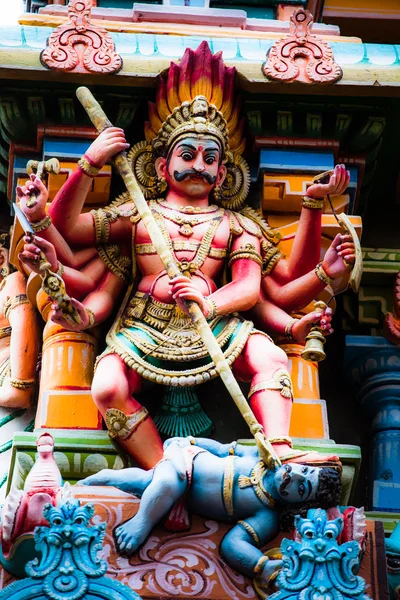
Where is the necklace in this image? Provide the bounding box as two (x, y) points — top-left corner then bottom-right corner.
(157, 199), (220, 214)
(153, 210), (223, 277)
(238, 461), (278, 510)
(152, 200), (224, 237)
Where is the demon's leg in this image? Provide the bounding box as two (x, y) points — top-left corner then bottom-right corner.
(114, 457), (187, 555)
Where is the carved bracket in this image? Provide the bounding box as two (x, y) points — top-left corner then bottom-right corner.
(262, 9), (342, 85)
(40, 0), (122, 75)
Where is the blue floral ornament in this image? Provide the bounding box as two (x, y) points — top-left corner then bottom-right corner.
(0, 497), (141, 600)
(269, 508), (371, 600)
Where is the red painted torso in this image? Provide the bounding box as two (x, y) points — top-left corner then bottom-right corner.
(119, 202), (231, 304)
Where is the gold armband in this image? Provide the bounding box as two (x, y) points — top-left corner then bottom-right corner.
(285, 318), (299, 342)
(78, 156), (100, 177)
(91, 208), (120, 246)
(205, 297), (218, 320)
(302, 196), (324, 210)
(315, 262), (334, 286)
(9, 377), (35, 390)
(32, 214), (52, 233)
(228, 243), (262, 269)
(85, 308), (96, 328)
(4, 294), (29, 320)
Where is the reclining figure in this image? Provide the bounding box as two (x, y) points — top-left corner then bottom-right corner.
(81, 436), (342, 585)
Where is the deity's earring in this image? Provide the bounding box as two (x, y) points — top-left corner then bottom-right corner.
(213, 184), (222, 203)
(156, 175), (168, 195)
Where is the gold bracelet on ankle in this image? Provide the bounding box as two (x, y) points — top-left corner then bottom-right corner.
(285, 318), (299, 341)
(302, 196), (324, 210)
(32, 214), (52, 233)
(315, 262), (333, 285)
(78, 156), (100, 178)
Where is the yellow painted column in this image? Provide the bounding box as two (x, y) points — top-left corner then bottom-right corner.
(34, 290), (101, 430)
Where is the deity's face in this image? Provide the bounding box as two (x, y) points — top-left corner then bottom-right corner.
(274, 463), (320, 504)
(155, 135), (226, 201)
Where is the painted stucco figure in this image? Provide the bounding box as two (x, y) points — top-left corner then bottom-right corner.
(81, 436), (342, 585)
(18, 42), (354, 470)
(0, 239), (40, 501)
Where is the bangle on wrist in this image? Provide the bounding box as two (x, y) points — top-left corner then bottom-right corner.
(205, 297), (218, 320)
(78, 155), (100, 178)
(9, 377), (35, 390)
(56, 262), (64, 277)
(315, 262), (334, 286)
(302, 195), (324, 210)
(285, 318), (299, 341)
(85, 308), (96, 328)
(31, 214), (52, 233)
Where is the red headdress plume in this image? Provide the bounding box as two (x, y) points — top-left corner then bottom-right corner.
(145, 41), (246, 159)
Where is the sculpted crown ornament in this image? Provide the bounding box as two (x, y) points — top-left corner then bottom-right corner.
(128, 41), (250, 210)
(263, 9), (342, 85)
(268, 508), (370, 600)
(0, 491), (141, 600)
(40, 0), (122, 75)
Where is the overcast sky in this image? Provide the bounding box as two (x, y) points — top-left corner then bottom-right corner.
(0, 0), (25, 26)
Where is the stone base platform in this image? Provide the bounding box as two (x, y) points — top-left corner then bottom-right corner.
(0, 485), (389, 599)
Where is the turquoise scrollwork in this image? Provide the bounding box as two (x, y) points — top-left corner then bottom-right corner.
(269, 508), (371, 600)
(0, 496), (141, 600)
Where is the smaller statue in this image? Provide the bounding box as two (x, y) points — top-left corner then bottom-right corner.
(0, 493), (141, 600)
(0, 237), (41, 502)
(0, 433), (62, 576)
(268, 508), (370, 600)
(81, 436), (342, 586)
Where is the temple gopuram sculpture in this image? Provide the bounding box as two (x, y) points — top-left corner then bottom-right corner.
(0, 0), (398, 597)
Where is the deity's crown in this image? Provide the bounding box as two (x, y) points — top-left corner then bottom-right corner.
(144, 41), (245, 160)
(128, 41), (250, 209)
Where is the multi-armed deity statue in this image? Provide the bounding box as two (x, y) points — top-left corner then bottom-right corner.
(17, 42), (354, 474)
(0, 39), (366, 597)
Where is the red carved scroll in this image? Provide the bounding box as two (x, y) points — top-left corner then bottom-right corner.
(40, 0), (122, 75)
(262, 9), (342, 85)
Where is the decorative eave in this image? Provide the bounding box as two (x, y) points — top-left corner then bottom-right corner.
(0, 25), (400, 94)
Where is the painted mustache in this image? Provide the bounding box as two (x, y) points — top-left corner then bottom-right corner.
(173, 169), (217, 184)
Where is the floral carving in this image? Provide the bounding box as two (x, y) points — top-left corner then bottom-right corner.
(40, 0), (122, 75)
(0, 493), (141, 600)
(262, 9), (342, 85)
(268, 508), (370, 600)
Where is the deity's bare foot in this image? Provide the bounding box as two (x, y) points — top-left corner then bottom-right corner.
(273, 443), (340, 466)
(114, 516), (151, 556)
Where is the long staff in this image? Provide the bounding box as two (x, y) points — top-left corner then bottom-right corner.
(76, 86), (281, 468)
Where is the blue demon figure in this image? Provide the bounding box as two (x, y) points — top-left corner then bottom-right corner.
(81, 437), (342, 586)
